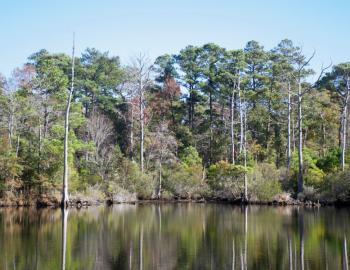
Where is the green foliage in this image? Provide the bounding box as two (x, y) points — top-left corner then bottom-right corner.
(0, 139), (22, 190)
(207, 161), (247, 196)
(0, 42), (348, 202)
(316, 148), (341, 173)
(291, 148), (325, 188)
(248, 163), (282, 201)
(180, 146), (202, 167)
(323, 170), (350, 202)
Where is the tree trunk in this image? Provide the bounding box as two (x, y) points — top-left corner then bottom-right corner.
(287, 81), (292, 171)
(239, 90), (244, 154)
(158, 162), (162, 199)
(15, 135), (20, 158)
(230, 89), (235, 164)
(297, 79), (303, 194)
(188, 90), (192, 128)
(8, 111), (13, 148)
(140, 79), (144, 174)
(341, 93), (349, 171)
(243, 105), (248, 201)
(62, 34), (75, 207)
(209, 83), (213, 164)
(129, 104), (134, 161)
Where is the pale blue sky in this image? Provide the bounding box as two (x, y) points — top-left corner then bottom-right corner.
(1, 0), (349, 77)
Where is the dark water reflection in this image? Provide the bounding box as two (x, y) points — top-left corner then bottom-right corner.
(0, 204), (349, 270)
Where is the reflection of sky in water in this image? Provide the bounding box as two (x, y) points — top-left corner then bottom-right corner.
(0, 204), (349, 270)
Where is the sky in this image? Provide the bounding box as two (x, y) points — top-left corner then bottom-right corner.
(1, 0), (349, 77)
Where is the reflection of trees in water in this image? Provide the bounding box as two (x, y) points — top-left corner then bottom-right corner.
(299, 208), (304, 270)
(343, 236), (349, 270)
(1, 205), (350, 269)
(61, 208), (69, 270)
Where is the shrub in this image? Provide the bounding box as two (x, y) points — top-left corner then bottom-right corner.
(179, 146), (202, 167)
(100, 146), (154, 199)
(316, 148), (340, 173)
(297, 185), (319, 201)
(249, 163), (282, 201)
(207, 161), (247, 197)
(163, 163), (203, 198)
(291, 148), (325, 188)
(322, 170), (350, 202)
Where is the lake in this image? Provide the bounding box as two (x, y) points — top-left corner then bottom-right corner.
(0, 203), (349, 270)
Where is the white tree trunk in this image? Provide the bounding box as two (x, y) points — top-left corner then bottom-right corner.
(287, 81), (292, 171)
(230, 90), (235, 164)
(62, 34), (75, 207)
(139, 78), (144, 174)
(297, 79), (303, 194)
(341, 103), (348, 171)
(239, 90), (244, 154)
(158, 162), (162, 199)
(243, 104), (248, 201)
(130, 104), (134, 161)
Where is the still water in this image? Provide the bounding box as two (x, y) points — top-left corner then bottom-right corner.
(0, 204), (349, 270)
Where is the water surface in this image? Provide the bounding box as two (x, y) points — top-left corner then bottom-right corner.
(0, 204), (349, 269)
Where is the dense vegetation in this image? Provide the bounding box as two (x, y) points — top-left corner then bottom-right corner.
(0, 39), (349, 204)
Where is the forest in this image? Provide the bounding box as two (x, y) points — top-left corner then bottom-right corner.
(1, 39), (350, 206)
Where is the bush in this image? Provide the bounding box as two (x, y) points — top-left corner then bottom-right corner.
(207, 161), (247, 197)
(316, 148), (340, 173)
(297, 185), (319, 201)
(291, 148), (325, 188)
(179, 146), (202, 167)
(162, 146), (203, 198)
(322, 170), (350, 202)
(163, 163), (203, 198)
(0, 139), (23, 192)
(249, 163), (282, 201)
(100, 146), (154, 199)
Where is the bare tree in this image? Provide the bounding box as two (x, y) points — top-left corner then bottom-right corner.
(86, 110), (114, 179)
(146, 122), (177, 198)
(62, 34), (75, 207)
(129, 54), (153, 174)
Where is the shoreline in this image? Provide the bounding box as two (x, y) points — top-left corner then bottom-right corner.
(0, 195), (345, 208)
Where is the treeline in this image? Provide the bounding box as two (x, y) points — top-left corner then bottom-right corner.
(0, 39), (350, 203)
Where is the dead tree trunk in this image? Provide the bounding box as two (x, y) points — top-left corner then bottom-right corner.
(129, 103), (134, 161)
(158, 162), (162, 199)
(297, 79), (303, 194)
(243, 102), (248, 201)
(341, 101), (348, 171)
(230, 89), (235, 164)
(62, 34), (75, 207)
(340, 79), (350, 171)
(139, 83), (144, 174)
(287, 81), (292, 171)
(239, 90), (244, 154)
